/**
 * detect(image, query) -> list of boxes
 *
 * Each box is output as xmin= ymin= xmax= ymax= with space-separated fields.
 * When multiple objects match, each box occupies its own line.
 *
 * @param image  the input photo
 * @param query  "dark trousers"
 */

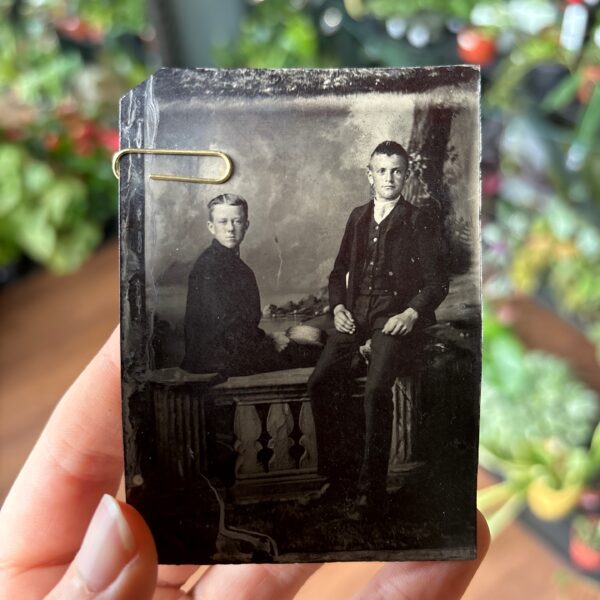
xmin=307 ymin=296 xmax=421 ymax=495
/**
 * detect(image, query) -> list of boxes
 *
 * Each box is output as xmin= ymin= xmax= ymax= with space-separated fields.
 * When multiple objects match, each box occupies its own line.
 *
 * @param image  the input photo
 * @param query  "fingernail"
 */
xmin=74 ymin=494 xmax=136 ymax=592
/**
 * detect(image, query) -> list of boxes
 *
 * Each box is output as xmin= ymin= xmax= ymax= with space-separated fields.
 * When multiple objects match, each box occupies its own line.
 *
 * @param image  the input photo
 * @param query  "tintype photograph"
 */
xmin=119 ymin=67 xmax=482 ymax=564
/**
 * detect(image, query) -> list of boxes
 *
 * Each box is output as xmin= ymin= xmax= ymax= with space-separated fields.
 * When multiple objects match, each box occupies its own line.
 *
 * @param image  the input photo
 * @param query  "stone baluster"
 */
xmin=234 ymin=404 xmax=263 ymax=476
xmin=298 ymin=400 xmax=318 ymax=470
xmin=266 ymin=403 xmax=295 ymax=472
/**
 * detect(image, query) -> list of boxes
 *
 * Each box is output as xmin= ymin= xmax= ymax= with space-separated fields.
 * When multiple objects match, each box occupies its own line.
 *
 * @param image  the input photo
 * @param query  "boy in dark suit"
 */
xmin=181 ymin=194 xmax=289 ymax=376
xmin=307 ymin=141 xmax=449 ymax=513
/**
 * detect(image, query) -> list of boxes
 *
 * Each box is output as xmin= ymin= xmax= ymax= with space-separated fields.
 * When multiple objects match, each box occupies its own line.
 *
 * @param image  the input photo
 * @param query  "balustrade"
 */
xmin=147 ymin=366 xmax=420 ymax=503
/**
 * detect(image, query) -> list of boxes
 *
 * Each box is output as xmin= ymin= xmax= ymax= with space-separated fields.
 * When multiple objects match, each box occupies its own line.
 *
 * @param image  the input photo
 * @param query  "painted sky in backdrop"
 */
xmin=143 ymin=84 xmax=479 ymax=318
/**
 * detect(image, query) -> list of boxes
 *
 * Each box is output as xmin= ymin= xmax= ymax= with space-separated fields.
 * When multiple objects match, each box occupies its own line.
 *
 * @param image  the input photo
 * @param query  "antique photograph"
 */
xmin=119 ymin=67 xmax=481 ymax=564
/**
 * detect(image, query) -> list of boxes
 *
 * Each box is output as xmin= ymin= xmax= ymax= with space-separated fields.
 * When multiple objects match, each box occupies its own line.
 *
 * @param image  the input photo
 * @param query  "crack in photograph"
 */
xmin=119 ymin=66 xmax=482 ymax=564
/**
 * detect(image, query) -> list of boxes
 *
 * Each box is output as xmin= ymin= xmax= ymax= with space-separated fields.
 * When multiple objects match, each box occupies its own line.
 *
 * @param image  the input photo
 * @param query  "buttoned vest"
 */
xmin=358 ymin=208 xmax=395 ymax=295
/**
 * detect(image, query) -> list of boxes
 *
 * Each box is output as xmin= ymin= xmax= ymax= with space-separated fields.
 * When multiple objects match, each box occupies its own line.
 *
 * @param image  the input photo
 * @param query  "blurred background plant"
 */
xmin=479 ymin=307 xmax=600 ymax=536
xmin=0 ymin=0 xmax=154 ymax=278
xmin=1 ymin=0 xmax=600 ymax=572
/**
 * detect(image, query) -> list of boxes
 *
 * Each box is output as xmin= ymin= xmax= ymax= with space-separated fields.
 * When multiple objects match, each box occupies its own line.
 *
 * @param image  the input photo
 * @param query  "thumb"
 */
xmin=47 ymin=495 xmax=158 ymax=599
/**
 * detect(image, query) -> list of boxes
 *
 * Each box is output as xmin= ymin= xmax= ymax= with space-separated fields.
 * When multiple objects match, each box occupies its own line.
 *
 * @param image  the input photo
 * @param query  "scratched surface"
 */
xmin=134 ymin=68 xmax=480 ymax=367
xmin=119 ymin=67 xmax=482 ymax=564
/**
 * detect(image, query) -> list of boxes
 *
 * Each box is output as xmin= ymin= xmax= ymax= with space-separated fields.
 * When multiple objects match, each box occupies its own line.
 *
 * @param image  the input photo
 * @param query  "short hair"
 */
xmin=207 ymin=194 xmax=249 ymax=221
xmin=369 ymin=141 xmax=409 ymax=167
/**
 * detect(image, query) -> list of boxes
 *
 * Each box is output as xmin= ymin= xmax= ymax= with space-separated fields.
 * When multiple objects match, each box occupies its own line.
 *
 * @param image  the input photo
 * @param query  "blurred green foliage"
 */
xmin=59 ymin=0 xmax=147 ymax=33
xmin=362 ymin=0 xmax=479 ymax=20
xmin=216 ymin=0 xmax=334 ymax=67
xmin=485 ymin=195 xmax=600 ymax=325
xmin=0 ymin=0 xmax=150 ymax=276
xmin=572 ymin=514 xmax=600 ymax=550
xmin=480 ymin=307 xmax=600 ymax=533
xmin=0 ymin=144 xmax=98 ymax=271
xmin=0 ymin=23 xmax=80 ymax=106
xmin=482 ymin=307 xmax=598 ymax=459
xmin=0 ymin=0 xmax=147 ymax=33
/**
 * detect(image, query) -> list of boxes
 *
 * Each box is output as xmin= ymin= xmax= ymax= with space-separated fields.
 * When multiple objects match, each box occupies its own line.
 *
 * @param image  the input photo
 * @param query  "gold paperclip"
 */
xmin=112 ymin=148 xmax=233 ymax=184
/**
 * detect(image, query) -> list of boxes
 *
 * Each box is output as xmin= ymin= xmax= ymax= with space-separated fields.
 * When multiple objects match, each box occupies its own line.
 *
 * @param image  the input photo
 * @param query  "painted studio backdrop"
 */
xmin=120 ymin=68 xmax=481 ymax=564
xmin=142 ymin=73 xmax=480 ymax=367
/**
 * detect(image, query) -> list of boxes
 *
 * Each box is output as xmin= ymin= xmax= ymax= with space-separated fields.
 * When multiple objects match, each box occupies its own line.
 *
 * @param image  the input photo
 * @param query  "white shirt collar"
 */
xmin=373 ymin=197 xmax=400 ymax=208
xmin=373 ymin=197 xmax=400 ymax=223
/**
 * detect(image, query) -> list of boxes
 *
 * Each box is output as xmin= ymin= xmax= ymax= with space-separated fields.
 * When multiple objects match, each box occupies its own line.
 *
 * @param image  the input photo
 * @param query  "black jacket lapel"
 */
xmin=380 ymin=197 xmax=411 ymax=248
xmin=352 ymin=201 xmax=372 ymax=269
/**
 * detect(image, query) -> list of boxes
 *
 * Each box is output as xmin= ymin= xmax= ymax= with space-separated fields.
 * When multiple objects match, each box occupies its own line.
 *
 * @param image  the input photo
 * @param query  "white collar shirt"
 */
xmin=373 ymin=197 xmax=400 ymax=224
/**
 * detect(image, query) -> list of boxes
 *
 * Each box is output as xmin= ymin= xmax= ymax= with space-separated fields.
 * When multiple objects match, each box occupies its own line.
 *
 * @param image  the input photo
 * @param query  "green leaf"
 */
xmin=0 ymin=144 xmax=26 ymax=217
xmin=41 ymin=178 xmax=86 ymax=227
xmin=47 ymin=221 xmax=102 ymax=274
xmin=574 ymin=84 xmax=600 ymax=151
xmin=15 ymin=207 xmax=56 ymax=261
xmin=23 ymin=160 xmax=53 ymax=196
xmin=541 ymin=71 xmax=581 ymax=113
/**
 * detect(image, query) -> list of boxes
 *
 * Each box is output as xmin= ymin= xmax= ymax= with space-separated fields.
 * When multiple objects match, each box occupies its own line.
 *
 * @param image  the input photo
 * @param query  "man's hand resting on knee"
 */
xmin=382 ymin=307 xmax=419 ymax=336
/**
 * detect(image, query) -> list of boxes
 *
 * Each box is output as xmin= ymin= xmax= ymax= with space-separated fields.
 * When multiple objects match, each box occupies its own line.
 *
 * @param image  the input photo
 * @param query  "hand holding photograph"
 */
xmin=118 ymin=66 xmax=482 ymax=564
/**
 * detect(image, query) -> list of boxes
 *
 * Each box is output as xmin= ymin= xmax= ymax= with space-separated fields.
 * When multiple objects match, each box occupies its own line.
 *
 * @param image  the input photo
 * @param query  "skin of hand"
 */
xmin=0 ymin=327 xmax=490 ymax=599
xmin=333 ymin=304 xmax=356 ymax=334
xmin=382 ymin=307 xmax=419 ymax=336
xmin=359 ymin=338 xmax=372 ymax=363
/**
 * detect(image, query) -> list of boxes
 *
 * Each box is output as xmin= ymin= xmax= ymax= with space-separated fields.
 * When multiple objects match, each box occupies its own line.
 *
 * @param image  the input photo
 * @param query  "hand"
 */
xmin=359 ymin=338 xmax=372 ymax=364
xmin=0 ymin=328 xmax=490 ymax=599
xmin=333 ymin=304 xmax=356 ymax=334
xmin=382 ymin=307 xmax=419 ymax=336
xmin=269 ymin=331 xmax=290 ymax=353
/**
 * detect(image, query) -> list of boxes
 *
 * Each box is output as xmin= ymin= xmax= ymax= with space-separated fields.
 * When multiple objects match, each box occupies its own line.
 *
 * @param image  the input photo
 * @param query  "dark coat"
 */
xmin=181 ymin=239 xmax=266 ymax=374
xmin=328 ymin=198 xmax=449 ymax=329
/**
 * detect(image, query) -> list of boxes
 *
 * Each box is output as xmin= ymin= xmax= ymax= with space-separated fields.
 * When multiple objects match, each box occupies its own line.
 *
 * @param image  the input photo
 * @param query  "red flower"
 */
xmin=55 ymin=17 xmax=104 ymax=44
xmin=98 ymin=129 xmax=120 ymax=154
xmin=482 ymin=171 xmax=501 ymax=198
xmin=457 ymin=29 xmax=497 ymax=66
xmin=72 ymin=121 xmax=98 ymax=156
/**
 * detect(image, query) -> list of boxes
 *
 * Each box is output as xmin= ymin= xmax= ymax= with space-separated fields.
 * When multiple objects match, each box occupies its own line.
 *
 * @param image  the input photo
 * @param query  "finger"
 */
xmin=0 ymin=328 xmax=122 ymax=582
xmin=390 ymin=322 xmax=404 ymax=336
xmin=157 ymin=565 xmax=206 ymax=590
xmin=190 ymin=563 xmax=321 ymax=600
xmin=335 ymin=320 xmax=348 ymax=333
xmin=47 ymin=496 xmax=157 ymax=600
xmin=339 ymin=315 xmax=353 ymax=328
xmin=338 ymin=320 xmax=354 ymax=334
xmin=351 ymin=511 xmax=490 ymax=600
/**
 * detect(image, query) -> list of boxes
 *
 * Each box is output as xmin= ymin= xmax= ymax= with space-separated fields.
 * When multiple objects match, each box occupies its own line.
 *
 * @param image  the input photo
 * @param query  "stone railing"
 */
xmin=146 ymin=366 xmax=421 ymax=503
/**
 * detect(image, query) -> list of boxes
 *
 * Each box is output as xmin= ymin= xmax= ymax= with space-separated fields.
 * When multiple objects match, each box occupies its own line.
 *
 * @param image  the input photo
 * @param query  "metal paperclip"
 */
xmin=112 ymin=148 xmax=233 ymax=184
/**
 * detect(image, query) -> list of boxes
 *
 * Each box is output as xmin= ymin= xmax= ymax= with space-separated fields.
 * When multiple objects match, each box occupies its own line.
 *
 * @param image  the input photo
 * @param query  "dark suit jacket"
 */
xmin=328 ymin=198 xmax=449 ymax=329
xmin=181 ymin=239 xmax=266 ymax=373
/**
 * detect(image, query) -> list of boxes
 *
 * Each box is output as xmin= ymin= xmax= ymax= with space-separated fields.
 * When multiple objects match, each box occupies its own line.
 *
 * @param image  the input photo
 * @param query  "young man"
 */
xmin=181 ymin=194 xmax=289 ymax=377
xmin=307 ymin=141 xmax=449 ymax=513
